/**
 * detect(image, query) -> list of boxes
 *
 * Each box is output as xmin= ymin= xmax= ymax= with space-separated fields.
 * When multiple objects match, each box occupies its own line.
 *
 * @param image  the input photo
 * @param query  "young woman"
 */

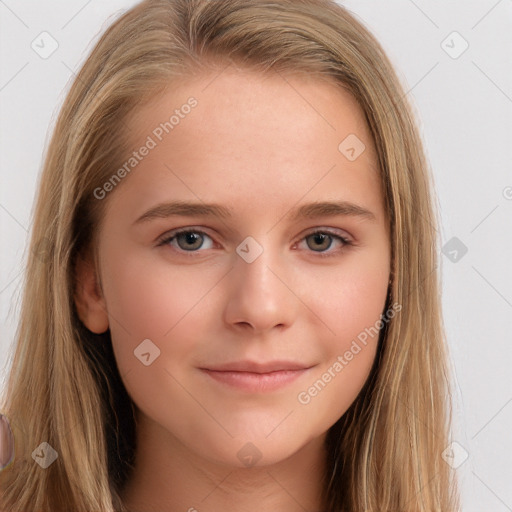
xmin=0 ymin=0 xmax=460 ymax=510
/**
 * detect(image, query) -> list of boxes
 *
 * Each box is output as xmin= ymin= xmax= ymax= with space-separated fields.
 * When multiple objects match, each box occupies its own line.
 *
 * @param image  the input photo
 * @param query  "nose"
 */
xmin=222 ymin=238 xmax=299 ymax=334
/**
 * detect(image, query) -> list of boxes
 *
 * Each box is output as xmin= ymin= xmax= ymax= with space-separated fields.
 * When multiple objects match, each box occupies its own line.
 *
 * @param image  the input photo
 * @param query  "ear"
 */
xmin=74 ymin=251 xmax=109 ymax=334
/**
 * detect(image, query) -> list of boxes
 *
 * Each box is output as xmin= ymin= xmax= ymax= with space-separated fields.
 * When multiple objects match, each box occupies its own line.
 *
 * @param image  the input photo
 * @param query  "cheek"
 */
xmin=98 ymin=248 xmax=220 ymax=428
xmin=306 ymin=252 xmax=389 ymax=351
xmin=106 ymin=239 xmax=219 ymax=316
xmin=99 ymin=246 xmax=220 ymax=370
xmin=293 ymin=255 xmax=389 ymax=415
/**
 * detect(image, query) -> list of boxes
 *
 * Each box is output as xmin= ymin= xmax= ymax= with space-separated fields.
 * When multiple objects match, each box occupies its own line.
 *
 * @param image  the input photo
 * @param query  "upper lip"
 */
xmin=201 ymin=360 xmax=313 ymax=374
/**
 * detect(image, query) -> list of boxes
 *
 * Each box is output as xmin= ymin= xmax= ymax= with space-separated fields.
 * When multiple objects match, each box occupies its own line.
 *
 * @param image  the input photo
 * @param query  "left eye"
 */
xmin=157 ymin=229 xmax=352 ymax=256
xmin=298 ymin=230 xmax=351 ymax=254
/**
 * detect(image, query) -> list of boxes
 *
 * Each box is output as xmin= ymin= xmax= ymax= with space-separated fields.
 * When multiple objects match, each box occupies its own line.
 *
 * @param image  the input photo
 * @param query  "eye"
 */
xmin=157 ymin=229 xmax=214 ymax=253
xmin=296 ymin=229 xmax=353 ymax=258
xmin=156 ymin=227 xmax=353 ymax=258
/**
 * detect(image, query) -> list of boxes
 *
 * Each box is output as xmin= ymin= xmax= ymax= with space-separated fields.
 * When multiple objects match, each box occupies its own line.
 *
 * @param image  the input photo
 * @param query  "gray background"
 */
xmin=1 ymin=1 xmax=511 ymax=509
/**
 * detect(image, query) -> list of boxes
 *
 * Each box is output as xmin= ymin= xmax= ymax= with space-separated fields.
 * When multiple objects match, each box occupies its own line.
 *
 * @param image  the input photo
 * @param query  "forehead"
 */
xmin=127 ymin=67 xmax=375 ymax=153
xmin=112 ymin=68 xmax=385 ymax=223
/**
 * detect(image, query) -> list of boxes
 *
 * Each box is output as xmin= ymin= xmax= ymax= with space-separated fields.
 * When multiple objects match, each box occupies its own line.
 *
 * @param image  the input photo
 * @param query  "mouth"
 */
xmin=199 ymin=360 xmax=315 ymax=393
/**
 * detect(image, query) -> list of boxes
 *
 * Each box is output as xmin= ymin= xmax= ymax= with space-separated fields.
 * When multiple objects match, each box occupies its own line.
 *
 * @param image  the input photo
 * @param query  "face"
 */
xmin=77 ymin=68 xmax=391 ymax=468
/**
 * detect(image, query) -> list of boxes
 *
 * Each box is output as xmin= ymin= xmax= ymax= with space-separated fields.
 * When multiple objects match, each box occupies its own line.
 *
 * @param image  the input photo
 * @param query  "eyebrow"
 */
xmin=133 ymin=200 xmax=377 ymax=225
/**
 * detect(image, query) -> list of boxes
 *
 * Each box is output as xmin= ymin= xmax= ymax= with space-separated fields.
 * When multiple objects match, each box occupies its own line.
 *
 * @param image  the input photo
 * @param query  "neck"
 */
xmin=120 ymin=411 xmax=328 ymax=512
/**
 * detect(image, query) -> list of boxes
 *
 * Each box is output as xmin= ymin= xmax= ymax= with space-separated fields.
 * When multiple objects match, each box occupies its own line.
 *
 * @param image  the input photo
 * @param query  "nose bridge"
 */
xmin=235 ymin=234 xmax=283 ymax=295
xmin=225 ymin=233 xmax=295 ymax=331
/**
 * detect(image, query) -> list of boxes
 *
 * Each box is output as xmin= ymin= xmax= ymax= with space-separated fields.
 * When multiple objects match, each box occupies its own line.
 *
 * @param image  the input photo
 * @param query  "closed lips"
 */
xmin=200 ymin=360 xmax=313 ymax=373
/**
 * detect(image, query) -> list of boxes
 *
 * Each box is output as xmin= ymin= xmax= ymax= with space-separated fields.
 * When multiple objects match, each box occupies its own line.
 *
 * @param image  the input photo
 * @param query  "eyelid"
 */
xmin=156 ymin=226 xmax=354 ymax=255
xmin=155 ymin=227 xmax=215 ymax=248
xmin=295 ymin=226 xmax=353 ymax=243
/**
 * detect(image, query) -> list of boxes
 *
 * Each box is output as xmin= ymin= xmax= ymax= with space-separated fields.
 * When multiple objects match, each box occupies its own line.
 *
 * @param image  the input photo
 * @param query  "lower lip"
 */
xmin=200 ymin=368 xmax=310 ymax=392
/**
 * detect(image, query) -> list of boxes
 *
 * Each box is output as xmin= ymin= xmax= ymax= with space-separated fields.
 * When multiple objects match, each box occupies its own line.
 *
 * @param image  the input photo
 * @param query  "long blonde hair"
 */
xmin=0 ymin=0 xmax=460 ymax=510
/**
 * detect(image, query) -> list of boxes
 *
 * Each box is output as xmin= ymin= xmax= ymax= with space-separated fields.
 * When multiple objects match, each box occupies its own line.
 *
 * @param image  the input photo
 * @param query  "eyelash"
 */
xmin=156 ymin=228 xmax=353 ymax=259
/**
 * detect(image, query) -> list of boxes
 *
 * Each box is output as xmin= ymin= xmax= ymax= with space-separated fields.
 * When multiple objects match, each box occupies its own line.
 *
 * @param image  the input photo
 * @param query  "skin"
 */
xmin=75 ymin=66 xmax=391 ymax=512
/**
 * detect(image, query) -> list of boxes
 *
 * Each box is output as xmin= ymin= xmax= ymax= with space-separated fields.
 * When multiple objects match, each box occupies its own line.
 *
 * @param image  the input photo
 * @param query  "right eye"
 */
xmin=157 ymin=229 xmax=215 ymax=254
